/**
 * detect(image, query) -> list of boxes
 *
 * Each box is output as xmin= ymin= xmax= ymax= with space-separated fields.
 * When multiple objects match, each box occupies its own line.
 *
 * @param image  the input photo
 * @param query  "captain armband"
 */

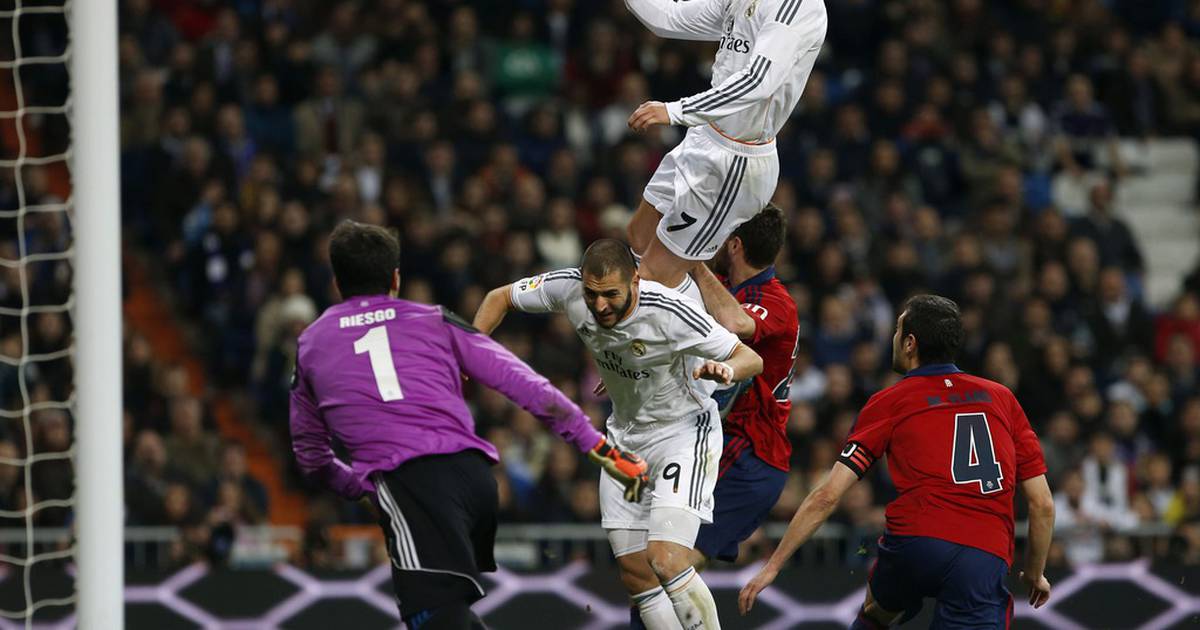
xmin=837 ymin=441 xmax=877 ymax=478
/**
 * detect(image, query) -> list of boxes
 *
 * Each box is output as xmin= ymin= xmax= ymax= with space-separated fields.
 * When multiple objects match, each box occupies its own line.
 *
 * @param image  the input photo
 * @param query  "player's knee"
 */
xmin=616 ymin=553 xmax=660 ymax=594
xmin=645 ymin=541 xmax=691 ymax=582
xmin=645 ymin=507 xmax=701 ymax=580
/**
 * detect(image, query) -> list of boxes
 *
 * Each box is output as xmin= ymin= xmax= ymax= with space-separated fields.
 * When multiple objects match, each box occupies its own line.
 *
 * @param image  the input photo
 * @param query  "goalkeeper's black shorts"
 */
xmin=372 ymin=449 xmax=498 ymax=618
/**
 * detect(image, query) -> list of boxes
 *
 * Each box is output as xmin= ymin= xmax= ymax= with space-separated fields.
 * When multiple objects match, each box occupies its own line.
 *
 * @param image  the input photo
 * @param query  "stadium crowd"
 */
xmin=2 ymin=0 xmax=1200 ymax=569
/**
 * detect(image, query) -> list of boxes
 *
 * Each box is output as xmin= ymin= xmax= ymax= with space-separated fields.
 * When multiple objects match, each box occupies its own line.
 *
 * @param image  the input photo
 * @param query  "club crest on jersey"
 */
xmin=630 ymin=340 xmax=646 ymax=357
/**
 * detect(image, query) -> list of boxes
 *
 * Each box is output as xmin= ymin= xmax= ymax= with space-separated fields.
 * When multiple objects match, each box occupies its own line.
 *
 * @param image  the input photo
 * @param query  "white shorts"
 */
xmin=643 ymin=124 xmax=780 ymax=261
xmin=599 ymin=404 xmax=722 ymax=530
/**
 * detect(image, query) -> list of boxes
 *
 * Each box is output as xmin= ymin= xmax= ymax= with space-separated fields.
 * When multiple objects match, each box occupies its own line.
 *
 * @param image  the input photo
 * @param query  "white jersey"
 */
xmin=627 ymin=0 xmax=827 ymax=143
xmin=509 ymin=268 xmax=739 ymax=432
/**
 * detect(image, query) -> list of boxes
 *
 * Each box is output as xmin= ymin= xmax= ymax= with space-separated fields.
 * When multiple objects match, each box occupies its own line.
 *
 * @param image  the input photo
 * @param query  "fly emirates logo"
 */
xmin=596 ymin=350 xmax=650 ymax=380
xmin=719 ymin=18 xmax=751 ymax=54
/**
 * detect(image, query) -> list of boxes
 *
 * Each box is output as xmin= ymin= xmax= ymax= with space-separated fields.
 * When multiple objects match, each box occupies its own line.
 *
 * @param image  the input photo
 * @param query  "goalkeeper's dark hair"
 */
xmin=732 ymin=203 xmax=786 ymax=268
xmin=329 ymin=220 xmax=401 ymax=298
xmin=900 ymin=294 xmax=964 ymax=365
xmin=580 ymin=238 xmax=637 ymax=282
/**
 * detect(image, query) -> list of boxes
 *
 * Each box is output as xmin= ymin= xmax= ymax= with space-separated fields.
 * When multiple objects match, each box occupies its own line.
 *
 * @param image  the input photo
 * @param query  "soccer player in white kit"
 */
xmin=475 ymin=239 xmax=763 ymax=630
xmin=622 ymin=0 xmax=828 ymax=301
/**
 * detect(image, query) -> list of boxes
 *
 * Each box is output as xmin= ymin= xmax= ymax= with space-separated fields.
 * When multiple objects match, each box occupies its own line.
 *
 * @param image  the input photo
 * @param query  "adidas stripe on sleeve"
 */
xmin=668 ymin=16 xmax=825 ymax=127
xmin=645 ymin=290 xmax=740 ymax=361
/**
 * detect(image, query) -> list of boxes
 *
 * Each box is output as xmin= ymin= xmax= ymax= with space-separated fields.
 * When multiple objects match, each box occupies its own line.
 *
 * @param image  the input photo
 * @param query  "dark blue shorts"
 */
xmin=869 ymin=534 xmax=1013 ymax=629
xmin=693 ymin=438 xmax=787 ymax=562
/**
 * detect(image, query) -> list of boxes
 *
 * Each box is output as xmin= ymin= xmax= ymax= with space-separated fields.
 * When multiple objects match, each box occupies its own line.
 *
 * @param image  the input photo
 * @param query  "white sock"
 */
xmin=633 ymin=586 xmax=684 ymax=630
xmin=664 ymin=567 xmax=721 ymax=630
xmin=672 ymin=274 xmax=704 ymax=306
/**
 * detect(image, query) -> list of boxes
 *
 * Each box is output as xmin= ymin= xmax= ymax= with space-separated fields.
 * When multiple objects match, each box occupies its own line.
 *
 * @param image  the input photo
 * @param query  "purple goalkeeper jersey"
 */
xmin=290 ymin=295 xmax=603 ymax=499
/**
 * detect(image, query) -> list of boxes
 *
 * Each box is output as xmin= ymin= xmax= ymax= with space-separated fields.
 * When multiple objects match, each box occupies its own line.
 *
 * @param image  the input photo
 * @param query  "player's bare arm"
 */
xmin=692 ymin=263 xmax=756 ymax=339
xmin=693 ymin=341 xmax=762 ymax=384
xmin=738 ymin=462 xmax=858 ymax=614
xmin=473 ymin=283 xmax=515 ymax=334
xmin=1019 ymin=474 xmax=1055 ymax=609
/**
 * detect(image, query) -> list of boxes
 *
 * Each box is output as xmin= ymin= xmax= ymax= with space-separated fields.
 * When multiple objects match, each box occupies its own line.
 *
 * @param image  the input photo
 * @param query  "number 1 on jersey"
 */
xmin=951 ymin=412 xmax=1003 ymax=494
xmin=354 ymin=325 xmax=404 ymax=401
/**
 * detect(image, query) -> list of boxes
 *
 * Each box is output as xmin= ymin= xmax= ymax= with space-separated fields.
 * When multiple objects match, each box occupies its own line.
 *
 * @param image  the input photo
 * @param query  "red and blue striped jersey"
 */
xmin=717 ymin=268 xmax=798 ymax=474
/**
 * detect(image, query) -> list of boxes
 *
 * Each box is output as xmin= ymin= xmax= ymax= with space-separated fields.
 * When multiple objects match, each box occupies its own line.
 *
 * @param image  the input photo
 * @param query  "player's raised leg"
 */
xmin=632 ymin=127 xmax=779 ymax=304
xmin=626 ymin=198 xmax=705 ymax=311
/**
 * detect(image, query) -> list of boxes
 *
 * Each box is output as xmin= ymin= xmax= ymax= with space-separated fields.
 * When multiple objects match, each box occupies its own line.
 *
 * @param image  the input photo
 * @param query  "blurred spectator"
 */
xmin=1080 ymin=432 xmax=1139 ymax=530
xmin=1041 ymin=411 xmax=1085 ymax=485
xmin=207 ymin=441 xmax=268 ymax=519
xmin=1053 ymin=74 xmax=1123 ymax=178
xmin=310 ymin=2 xmax=377 ymax=84
xmin=529 ymin=442 xmax=589 ymax=522
xmin=494 ymin=13 xmax=560 ymax=116
xmin=535 ymin=198 xmax=582 ymax=270
xmin=1165 ymin=466 xmax=1200 ymax=526
xmin=164 ymin=397 xmax=220 ymax=490
xmin=126 ymin=430 xmax=174 ymax=525
xmin=1054 ymin=469 xmax=1109 ymax=565
xmin=1141 ymin=453 xmax=1176 ymax=520
xmin=1155 ymin=292 xmax=1200 ymax=363
xmin=293 ymin=67 xmax=364 ymax=162
xmin=1073 ymin=180 xmax=1144 ymax=273
xmin=1087 ymin=268 xmax=1154 ymax=365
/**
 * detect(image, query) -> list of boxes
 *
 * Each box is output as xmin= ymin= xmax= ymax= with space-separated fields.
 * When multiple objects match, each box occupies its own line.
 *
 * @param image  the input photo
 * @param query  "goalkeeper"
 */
xmin=289 ymin=221 xmax=649 ymax=630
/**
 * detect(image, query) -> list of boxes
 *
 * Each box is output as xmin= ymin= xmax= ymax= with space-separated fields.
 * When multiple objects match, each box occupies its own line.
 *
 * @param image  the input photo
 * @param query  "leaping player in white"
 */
xmin=623 ymin=0 xmax=827 ymax=306
xmin=475 ymin=239 xmax=764 ymax=629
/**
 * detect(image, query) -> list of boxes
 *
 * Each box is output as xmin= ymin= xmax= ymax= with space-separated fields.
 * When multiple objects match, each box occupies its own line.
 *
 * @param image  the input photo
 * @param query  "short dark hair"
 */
xmin=901 ymin=294 xmax=964 ymax=365
xmin=580 ymin=238 xmax=636 ymax=281
xmin=329 ymin=220 xmax=401 ymax=298
xmin=732 ymin=203 xmax=786 ymax=268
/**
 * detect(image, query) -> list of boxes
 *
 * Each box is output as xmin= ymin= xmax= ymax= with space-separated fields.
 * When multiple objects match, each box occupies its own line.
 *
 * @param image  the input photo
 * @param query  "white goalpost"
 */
xmin=0 ymin=0 xmax=121 ymax=626
xmin=68 ymin=0 xmax=123 ymax=626
xmin=0 ymin=0 xmax=121 ymax=625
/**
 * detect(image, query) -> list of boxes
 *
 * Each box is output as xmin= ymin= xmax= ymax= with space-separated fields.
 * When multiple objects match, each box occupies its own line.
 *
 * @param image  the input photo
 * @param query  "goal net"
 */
xmin=0 ymin=0 xmax=122 ymax=626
